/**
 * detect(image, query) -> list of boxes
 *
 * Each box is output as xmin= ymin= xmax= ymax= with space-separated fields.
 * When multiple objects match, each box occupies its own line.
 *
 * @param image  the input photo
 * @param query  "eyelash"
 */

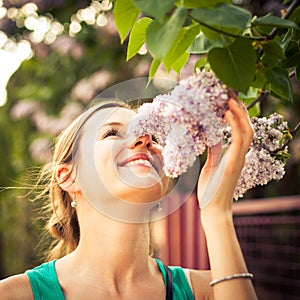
xmin=103 ymin=128 xmax=120 ymax=138
xmin=102 ymin=129 xmax=160 ymax=144
xmin=151 ymin=134 xmax=160 ymax=144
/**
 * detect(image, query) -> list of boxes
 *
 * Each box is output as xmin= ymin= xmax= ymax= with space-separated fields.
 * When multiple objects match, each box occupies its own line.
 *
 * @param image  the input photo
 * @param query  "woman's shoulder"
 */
xmin=0 ymin=273 xmax=34 ymax=300
xmin=189 ymin=269 xmax=213 ymax=300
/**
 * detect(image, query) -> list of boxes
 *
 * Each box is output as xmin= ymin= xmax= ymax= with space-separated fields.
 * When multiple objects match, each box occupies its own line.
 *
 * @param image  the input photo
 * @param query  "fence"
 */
xmin=233 ymin=196 xmax=300 ymax=300
xmin=154 ymin=193 xmax=300 ymax=300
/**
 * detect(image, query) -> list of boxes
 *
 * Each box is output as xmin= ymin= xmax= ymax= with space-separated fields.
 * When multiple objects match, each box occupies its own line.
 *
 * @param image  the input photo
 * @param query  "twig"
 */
xmin=267 ymin=0 xmax=300 ymax=40
xmin=247 ymin=68 xmax=296 ymax=110
xmin=291 ymin=121 xmax=300 ymax=135
xmin=246 ymin=91 xmax=269 ymax=110
xmin=289 ymin=69 xmax=296 ymax=78
xmin=189 ymin=15 xmax=265 ymax=41
xmin=273 ymin=121 xmax=300 ymax=153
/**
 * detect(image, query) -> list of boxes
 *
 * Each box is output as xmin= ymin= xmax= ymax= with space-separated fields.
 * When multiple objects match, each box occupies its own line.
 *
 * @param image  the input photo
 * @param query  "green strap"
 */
xmin=25 ymin=260 xmax=65 ymax=300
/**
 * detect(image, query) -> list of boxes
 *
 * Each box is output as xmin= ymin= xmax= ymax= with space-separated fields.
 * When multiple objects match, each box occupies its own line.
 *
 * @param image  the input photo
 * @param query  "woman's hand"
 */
xmin=197 ymin=97 xmax=254 ymax=220
xmin=195 ymin=97 xmax=258 ymax=300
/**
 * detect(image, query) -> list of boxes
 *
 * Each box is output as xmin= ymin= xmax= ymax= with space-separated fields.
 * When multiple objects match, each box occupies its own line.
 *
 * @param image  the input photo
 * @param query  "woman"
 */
xmin=0 ymin=96 xmax=258 ymax=299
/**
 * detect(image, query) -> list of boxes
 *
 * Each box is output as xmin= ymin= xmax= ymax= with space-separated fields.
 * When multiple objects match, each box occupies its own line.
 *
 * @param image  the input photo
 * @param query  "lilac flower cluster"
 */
xmin=128 ymin=69 xmax=229 ymax=177
xmin=128 ymin=70 xmax=289 ymax=200
xmin=233 ymin=113 xmax=289 ymax=200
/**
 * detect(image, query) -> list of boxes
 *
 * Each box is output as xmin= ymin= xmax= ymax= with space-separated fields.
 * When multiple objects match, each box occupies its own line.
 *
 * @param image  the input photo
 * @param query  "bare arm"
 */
xmin=190 ymin=270 xmax=213 ymax=300
xmin=0 ymin=274 xmax=33 ymax=300
xmin=193 ymin=98 xmax=258 ymax=300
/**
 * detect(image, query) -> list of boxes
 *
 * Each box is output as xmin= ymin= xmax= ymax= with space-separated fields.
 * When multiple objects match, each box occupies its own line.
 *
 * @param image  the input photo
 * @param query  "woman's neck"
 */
xmin=68 ymin=209 xmax=153 ymax=280
xmin=54 ymin=201 xmax=164 ymax=298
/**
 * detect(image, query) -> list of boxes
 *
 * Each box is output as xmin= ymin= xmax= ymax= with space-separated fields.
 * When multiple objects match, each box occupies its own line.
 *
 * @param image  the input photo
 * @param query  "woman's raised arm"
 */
xmin=193 ymin=97 xmax=258 ymax=300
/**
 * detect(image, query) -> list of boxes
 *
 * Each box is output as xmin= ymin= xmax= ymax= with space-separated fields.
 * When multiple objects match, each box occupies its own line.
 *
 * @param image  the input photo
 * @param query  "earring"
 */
xmin=71 ymin=194 xmax=77 ymax=208
xmin=157 ymin=202 xmax=163 ymax=213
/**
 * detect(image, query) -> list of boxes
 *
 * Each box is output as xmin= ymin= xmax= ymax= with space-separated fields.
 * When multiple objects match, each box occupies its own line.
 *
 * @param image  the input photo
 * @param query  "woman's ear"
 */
xmin=56 ymin=164 xmax=78 ymax=193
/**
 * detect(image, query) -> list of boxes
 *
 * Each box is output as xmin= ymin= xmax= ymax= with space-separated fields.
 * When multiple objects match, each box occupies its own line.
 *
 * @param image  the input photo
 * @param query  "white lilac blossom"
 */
xmin=233 ymin=148 xmax=286 ymax=200
xmin=232 ymin=113 xmax=289 ymax=200
xmin=128 ymin=69 xmax=290 ymax=199
xmin=162 ymin=123 xmax=197 ymax=176
xmin=128 ymin=69 xmax=229 ymax=177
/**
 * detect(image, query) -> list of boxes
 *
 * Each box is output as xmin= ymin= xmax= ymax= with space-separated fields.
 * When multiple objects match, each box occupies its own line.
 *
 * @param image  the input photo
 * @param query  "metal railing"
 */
xmin=155 ymin=194 xmax=300 ymax=300
xmin=233 ymin=196 xmax=300 ymax=300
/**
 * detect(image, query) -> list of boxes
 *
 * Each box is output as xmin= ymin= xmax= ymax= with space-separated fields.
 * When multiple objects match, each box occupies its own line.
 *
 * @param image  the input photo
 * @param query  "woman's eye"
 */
xmin=103 ymin=129 xmax=119 ymax=138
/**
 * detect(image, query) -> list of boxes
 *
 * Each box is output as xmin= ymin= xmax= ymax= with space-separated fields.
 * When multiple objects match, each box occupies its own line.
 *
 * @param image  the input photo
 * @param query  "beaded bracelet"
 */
xmin=210 ymin=273 xmax=254 ymax=287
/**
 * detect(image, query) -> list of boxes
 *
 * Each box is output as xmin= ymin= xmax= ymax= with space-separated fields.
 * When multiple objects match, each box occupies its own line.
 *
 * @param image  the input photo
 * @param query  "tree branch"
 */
xmin=189 ymin=15 xmax=265 ymax=41
xmin=273 ymin=121 xmax=300 ymax=153
xmin=289 ymin=69 xmax=296 ymax=78
xmin=247 ymin=68 xmax=296 ymax=111
xmin=291 ymin=121 xmax=300 ymax=135
xmin=267 ymin=0 xmax=300 ymax=40
xmin=246 ymin=91 xmax=269 ymax=110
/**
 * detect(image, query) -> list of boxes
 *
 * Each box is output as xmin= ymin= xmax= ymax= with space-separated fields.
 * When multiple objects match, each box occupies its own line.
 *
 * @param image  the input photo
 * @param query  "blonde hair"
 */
xmin=36 ymin=100 xmax=128 ymax=260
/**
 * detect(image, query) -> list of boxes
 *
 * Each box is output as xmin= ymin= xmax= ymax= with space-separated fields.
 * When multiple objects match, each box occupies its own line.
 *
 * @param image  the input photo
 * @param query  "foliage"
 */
xmin=114 ymin=0 xmax=300 ymax=100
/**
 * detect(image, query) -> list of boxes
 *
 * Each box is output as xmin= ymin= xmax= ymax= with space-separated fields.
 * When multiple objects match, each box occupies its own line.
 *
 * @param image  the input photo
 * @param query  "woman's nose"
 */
xmin=130 ymin=134 xmax=152 ymax=149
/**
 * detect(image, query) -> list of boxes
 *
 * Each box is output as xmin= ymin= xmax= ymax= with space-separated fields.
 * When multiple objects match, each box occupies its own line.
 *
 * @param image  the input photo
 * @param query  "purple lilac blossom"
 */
xmin=162 ymin=123 xmax=197 ymax=177
xmin=128 ymin=69 xmax=230 ymax=177
xmin=232 ymin=113 xmax=288 ymax=200
xmin=128 ymin=70 xmax=289 ymax=200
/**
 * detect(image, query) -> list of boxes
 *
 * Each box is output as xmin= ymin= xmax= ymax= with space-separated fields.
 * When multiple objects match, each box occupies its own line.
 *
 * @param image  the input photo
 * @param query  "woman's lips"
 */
xmin=118 ymin=153 xmax=160 ymax=172
xmin=126 ymin=158 xmax=152 ymax=168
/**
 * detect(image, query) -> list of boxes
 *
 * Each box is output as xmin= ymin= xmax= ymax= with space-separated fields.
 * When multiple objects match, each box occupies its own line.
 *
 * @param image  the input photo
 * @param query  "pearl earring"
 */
xmin=157 ymin=202 xmax=163 ymax=213
xmin=71 ymin=194 xmax=77 ymax=208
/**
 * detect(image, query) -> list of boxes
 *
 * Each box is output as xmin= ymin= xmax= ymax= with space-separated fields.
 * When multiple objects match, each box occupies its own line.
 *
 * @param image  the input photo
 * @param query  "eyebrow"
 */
xmin=100 ymin=122 xmax=123 ymax=128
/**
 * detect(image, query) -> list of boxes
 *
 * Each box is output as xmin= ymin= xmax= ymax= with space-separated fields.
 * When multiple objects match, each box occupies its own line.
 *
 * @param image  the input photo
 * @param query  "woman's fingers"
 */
xmin=225 ymin=98 xmax=254 ymax=156
xmin=198 ymin=97 xmax=253 ymax=209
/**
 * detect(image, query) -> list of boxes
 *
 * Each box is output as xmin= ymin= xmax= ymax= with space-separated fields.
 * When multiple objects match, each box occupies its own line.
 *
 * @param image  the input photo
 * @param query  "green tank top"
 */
xmin=25 ymin=259 xmax=195 ymax=300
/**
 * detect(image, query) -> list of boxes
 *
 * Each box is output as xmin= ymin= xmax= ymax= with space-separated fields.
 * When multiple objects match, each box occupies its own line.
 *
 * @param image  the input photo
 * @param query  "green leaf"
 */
xmin=266 ymin=67 xmax=293 ymax=101
xmin=171 ymin=52 xmax=190 ymax=75
xmin=188 ymin=32 xmax=213 ymax=54
xmin=239 ymin=87 xmax=261 ymax=117
xmin=263 ymin=40 xmax=285 ymax=59
xmin=251 ymin=68 xmax=267 ymax=89
xmin=282 ymin=41 xmax=300 ymax=68
xmin=194 ymin=57 xmax=208 ymax=72
xmin=262 ymin=40 xmax=285 ymax=69
xmin=240 ymin=86 xmax=260 ymax=99
xmin=279 ymin=29 xmax=293 ymax=51
xmin=191 ymin=3 xmax=252 ymax=36
xmin=247 ymin=103 xmax=260 ymax=117
xmin=183 ymin=0 xmax=230 ymax=8
xmin=208 ymin=37 xmax=256 ymax=93
xmin=252 ymin=15 xmax=300 ymax=31
xmin=163 ymin=24 xmax=199 ymax=71
xmin=199 ymin=27 xmax=234 ymax=47
xmin=114 ymin=0 xmax=140 ymax=43
xmin=149 ymin=57 xmax=161 ymax=78
xmin=134 ymin=0 xmax=176 ymax=19
xmin=127 ymin=17 xmax=152 ymax=61
xmin=146 ymin=7 xmax=187 ymax=60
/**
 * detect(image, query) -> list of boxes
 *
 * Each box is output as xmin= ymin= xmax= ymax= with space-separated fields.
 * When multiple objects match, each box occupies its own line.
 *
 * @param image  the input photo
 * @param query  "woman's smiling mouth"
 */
xmin=126 ymin=159 xmax=152 ymax=168
xmin=118 ymin=153 xmax=162 ymax=173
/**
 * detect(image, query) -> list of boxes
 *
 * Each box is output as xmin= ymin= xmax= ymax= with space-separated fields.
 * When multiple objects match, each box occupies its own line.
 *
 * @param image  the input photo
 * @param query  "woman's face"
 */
xmin=77 ymin=106 xmax=169 ymax=210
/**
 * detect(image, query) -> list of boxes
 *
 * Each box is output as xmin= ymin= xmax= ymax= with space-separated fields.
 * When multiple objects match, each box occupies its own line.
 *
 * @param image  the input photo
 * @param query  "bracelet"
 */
xmin=210 ymin=273 xmax=254 ymax=287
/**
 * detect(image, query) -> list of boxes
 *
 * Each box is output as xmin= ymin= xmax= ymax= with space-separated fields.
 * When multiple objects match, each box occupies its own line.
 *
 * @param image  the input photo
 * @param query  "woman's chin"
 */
xmin=94 ymin=165 xmax=168 ymax=205
xmin=117 ymin=184 xmax=165 ymax=204
xmin=117 ymin=166 xmax=164 ymax=190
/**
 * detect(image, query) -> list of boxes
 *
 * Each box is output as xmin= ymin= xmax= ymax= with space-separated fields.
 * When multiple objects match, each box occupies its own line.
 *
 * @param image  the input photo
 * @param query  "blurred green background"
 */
xmin=0 ymin=0 xmax=299 ymax=279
